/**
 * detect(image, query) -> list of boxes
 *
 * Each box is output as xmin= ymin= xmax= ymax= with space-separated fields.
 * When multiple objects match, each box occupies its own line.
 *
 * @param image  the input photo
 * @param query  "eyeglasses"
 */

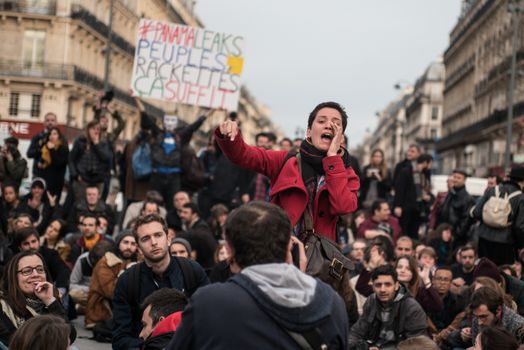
xmin=17 ymin=265 xmax=45 ymax=276
xmin=433 ymin=277 xmax=452 ymax=283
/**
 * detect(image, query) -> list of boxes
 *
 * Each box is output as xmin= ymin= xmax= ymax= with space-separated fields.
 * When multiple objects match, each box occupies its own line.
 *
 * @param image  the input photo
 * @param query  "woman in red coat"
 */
xmin=215 ymin=102 xmax=359 ymax=241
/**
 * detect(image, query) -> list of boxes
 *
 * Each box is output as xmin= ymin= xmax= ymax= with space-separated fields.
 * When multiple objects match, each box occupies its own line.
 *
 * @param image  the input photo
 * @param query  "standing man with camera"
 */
xmin=0 ymin=136 xmax=27 ymax=191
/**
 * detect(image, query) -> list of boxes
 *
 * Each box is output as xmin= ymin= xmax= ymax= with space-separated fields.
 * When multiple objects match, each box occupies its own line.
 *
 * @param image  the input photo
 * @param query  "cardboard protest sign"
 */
xmin=131 ymin=19 xmax=245 ymax=111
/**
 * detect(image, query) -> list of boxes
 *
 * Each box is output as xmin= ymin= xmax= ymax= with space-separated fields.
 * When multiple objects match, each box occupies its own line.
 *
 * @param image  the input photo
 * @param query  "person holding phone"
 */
xmin=360 ymin=148 xmax=392 ymax=209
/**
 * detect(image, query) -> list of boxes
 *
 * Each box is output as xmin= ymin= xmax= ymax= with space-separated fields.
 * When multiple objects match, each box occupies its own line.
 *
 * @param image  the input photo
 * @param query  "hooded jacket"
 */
xmin=215 ymin=129 xmax=359 ymax=241
xmin=167 ymin=263 xmax=349 ymax=350
xmin=142 ymin=312 xmax=183 ymax=350
xmin=348 ymin=284 xmax=427 ymax=349
xmin=86 ymin=251 xmax=128 ymax=325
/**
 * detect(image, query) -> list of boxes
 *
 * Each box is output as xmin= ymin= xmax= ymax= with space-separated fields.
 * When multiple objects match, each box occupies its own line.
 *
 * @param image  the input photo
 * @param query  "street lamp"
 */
xmin=505 ymin=0 xmax=524 ymax=173
xmin=103 ymin=0 xmax=114 ymax=91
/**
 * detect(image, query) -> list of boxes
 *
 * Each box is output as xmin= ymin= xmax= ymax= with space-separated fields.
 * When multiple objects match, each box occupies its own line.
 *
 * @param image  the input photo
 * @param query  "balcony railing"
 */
xmin=0 ymin=0 xmax=56 ymax=15
xmin=0 ymin=60 xmax=164 ymax=119
xmin=0 ymin=61 xmax=74 ymax=80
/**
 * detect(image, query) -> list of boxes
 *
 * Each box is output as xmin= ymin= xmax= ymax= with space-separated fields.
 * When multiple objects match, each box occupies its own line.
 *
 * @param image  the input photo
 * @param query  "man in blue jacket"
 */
xmin=112 ymin=213 xmax=209 ymax=350
xmin=167 ymin=201 xmax=349 ymax=350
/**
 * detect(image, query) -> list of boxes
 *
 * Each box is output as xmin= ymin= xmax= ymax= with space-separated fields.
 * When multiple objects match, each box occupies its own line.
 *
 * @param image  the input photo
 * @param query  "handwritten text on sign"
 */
xmin=131 ymin=19 xmax=245 ymax=111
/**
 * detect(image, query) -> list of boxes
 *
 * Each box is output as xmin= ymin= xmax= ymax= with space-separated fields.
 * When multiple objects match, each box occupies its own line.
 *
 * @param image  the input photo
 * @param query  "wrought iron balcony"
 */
xmin=0 ymin=60 xmax=164 ymax=118
xmin=0 ymin=0 xmax=56 ymax=16
xmin=0 ymin=61 xmax=74 ymax=80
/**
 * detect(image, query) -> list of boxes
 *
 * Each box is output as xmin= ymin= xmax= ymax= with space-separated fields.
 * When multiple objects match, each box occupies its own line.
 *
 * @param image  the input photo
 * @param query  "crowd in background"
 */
xmin=0 ymin=94 xmax=524 ymax=350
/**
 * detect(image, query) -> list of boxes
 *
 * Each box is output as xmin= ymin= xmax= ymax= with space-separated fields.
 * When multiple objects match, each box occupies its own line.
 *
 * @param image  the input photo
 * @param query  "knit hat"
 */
xmin=473 ymin=257 xmax=502 ymax=284
xmin=171 ymin=238 xmax=192 ymax=255
xmin=509 ymin=166 xmax=524 ymax=182
xmin=115 ymin=230 xmax=134 ymax=247
xmin=31 ymin=177 xmax=46 ymax=190
xmin=452 ymin=169 xmax=468 ymax=177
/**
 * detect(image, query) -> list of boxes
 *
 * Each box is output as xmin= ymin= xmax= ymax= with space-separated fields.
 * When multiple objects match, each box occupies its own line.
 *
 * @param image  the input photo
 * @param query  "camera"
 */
xmin=101 ymin=90 xmax=114 ymax=104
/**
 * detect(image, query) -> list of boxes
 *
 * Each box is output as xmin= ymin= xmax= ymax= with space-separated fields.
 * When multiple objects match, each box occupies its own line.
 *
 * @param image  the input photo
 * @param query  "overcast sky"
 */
xmin=196 ymin=0 xmax=462 ymax=148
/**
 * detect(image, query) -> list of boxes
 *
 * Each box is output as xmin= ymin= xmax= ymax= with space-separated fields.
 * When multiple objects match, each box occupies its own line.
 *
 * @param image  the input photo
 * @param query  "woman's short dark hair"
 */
xmin=0 ymin=251 xmax=55 ymax=318
xmin=307 ymin=102 xmax=348 ymax=132
xmin=9 ymin=314 xmax=71 ymax=350
xmin=225 ymin=202 xmax=291 ymax=268
xmin=479 ymin=326 xmax=518 ymax=350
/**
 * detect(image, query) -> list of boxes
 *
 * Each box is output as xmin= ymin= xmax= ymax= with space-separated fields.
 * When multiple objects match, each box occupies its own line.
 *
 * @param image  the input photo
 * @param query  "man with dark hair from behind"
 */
xmin=396 ymin=335 xmax=439 ymax=350
xmin=348 ymin=264 xmax=427 ymax=350
xmin=139 ymin=288 xmax=188 ymax=350
xmin=167 ymin=201 xmax=349 ymax=349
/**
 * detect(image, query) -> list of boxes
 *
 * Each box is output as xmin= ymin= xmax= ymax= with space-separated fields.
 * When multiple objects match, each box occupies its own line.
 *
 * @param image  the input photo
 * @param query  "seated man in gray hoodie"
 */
xmin=349 ymin=264 xmax=427 ymax=350
xmin=167 ymin=201 xmax=349 ymax=350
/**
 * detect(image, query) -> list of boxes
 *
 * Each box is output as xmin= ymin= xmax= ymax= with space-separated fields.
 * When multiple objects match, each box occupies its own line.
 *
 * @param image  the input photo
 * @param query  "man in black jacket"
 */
xmin=168 ymin=202 xmax=349 ymax=350
xmin=437 ymin=169 xmax=475 ymax=248
xmin=471 ymin=165 xmax=524 ymax=265
xmin=393 ymin=154 xmax=433 ymax=239
xmin=133 ymin=96 xmax=210 ymax=211
xmin=14 ymin=227 xmax=70 ymax=296
xmin=112 ymin=214 xmax=209 ymax=350
xmin=348 ymin=264 xmax=427 ymax=350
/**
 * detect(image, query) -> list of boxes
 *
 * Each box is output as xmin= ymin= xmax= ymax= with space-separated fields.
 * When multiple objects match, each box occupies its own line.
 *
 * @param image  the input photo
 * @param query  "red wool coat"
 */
xmin=215 ymin=129 xmax=360 ymax=241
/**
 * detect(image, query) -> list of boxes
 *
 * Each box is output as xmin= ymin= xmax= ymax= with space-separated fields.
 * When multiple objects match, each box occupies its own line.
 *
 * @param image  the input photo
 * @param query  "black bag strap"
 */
xmin=285 ymin=328 xmax=328 ymax=350
xmin=295 ymin=153 xmax=315 ymax=234
xmin=175 ymin=257 xmax=197 ymax=297
xmin=127 ymin=262 xmax=142 ymax=306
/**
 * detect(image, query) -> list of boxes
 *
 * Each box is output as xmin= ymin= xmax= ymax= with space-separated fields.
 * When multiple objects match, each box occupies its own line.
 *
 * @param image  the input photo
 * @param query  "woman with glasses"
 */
xmin=0 ymin=251 xmax=73 ymax=346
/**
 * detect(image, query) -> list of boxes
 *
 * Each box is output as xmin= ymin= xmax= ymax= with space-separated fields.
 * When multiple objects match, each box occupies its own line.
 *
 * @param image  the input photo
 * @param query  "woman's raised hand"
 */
xmin=219 ymin=120 xmax=239 ymax=141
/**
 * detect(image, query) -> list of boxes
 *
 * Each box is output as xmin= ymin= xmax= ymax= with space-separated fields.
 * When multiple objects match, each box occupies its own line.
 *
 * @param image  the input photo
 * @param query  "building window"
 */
xmin=8 ymin=92 xmax=41 ymax=118
xmin=431 ymin=106 xmax=439 ymax=120
xmin=31 ymin=94 xmax=41 ymax=118
xmin=9 ymin=93 xmax=19 ymax=116
xmin=23 ymin=30 xmax=46 ymax=69
xmin=431 ymin=128 xmax=438 ymax=139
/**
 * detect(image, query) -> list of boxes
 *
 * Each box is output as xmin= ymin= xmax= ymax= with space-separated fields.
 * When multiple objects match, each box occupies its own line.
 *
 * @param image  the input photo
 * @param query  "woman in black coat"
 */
xmin=360 ymin=148 xmax=392 ymax=209
xmin=33 ymin=127 xmax=69 ymax=200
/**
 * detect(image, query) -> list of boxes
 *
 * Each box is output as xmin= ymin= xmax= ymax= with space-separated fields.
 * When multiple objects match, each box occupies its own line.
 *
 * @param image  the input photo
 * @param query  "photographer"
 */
xmin=0 ymin=137 xmax=27 ymax=191
xmin=93 ymin=90 xmax=125 ymax=201
xmin=94 ymin=90 xmax=125 ymax=145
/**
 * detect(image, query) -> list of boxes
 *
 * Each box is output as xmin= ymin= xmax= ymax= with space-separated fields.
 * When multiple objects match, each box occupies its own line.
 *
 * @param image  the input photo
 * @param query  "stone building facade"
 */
xmin=438 ymin=0 xmax=524 ymax=176
xmin=0 ymin=0 xmax=274 ymax=152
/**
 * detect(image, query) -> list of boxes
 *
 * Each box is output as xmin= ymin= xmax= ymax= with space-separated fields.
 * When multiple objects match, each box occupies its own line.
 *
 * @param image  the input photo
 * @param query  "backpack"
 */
xmin=482 ymin=185 xmax=521 ymax=228
xmin=127 ymin=257 xmax=198 ymax=304
xmin=180 ymin=145 xmax=207 ymax=192
xmin=132 ymin=142 xmax=152 ymax=180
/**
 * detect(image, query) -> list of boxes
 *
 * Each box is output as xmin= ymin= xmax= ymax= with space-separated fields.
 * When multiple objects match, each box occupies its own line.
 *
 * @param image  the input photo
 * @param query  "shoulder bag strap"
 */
xmin=175 ymin=257 xmax=197 ymax=297
xmin=296 ymin=153 xmax=315 ymax=234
